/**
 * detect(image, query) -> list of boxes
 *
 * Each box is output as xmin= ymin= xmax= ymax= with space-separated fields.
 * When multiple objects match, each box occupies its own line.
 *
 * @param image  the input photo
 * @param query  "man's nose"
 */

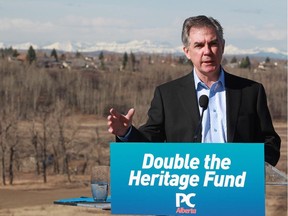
xmin=203 ymin=44 xmax=212 ymax=55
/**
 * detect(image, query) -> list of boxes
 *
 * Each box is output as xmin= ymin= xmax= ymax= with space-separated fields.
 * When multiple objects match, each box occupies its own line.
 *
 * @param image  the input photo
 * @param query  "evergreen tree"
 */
xmin=178 ymin=56 xmax=186 ymax=65
xmin=130 ymin=51 xmax=136 ymax=71
xmin=239 ymin=56 xmax=251 ymax=69
xmin=148 ymin=55 xmax=153 ymax=64
xmin=230 ymin=56 xmax=237 ymax=64
xmin=27 ymin=45 xmax=37 ymax=64
xmin=75 ymin=51 xmax=82 ymax=58
xmin=99 ymin=51 xmax=104 ymax=61
xmin=1 ymin=49 xmax=4 ymax=59
xmin=99 ymin=51 xmax=105 ymax=69
xmin=221 ymin=57 xmax=228 ymax=66
xmin=0 ymin=47 xmax=18 ymax=58
xmin=12 ymin=49 xmax=19 ymax=57
xmin=122 ymin=52 xmax=128 ymax=70
xmin=50 ymin=48 xmax=58 ymax=62
xmin=7 ymin=46 xmax=14 ymax=55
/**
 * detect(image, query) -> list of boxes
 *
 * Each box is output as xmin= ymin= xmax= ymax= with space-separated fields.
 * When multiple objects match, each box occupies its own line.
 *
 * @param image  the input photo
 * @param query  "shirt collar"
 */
xmin=194 ymin=68 xmax=225 ymax=91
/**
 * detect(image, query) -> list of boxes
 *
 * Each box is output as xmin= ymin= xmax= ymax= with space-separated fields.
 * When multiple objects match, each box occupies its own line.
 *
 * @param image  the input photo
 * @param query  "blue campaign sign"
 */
xmin=110 ymin=143 xmax=265 ymax=216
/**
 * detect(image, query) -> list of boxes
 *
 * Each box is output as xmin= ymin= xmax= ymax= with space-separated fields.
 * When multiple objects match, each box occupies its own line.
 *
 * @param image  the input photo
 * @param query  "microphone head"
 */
xmin=199 ymin=95 xmax=209 ymax=110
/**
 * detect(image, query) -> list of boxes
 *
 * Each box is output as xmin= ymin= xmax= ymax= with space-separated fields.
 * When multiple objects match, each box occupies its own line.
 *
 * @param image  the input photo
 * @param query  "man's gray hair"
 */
xmin=181 ymin=15 xmax=224 ymax=48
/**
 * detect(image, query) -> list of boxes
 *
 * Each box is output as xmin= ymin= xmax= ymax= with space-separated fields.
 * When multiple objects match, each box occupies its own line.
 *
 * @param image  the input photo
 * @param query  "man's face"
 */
xmin=183 ymin=27 xmax=225 ymax=78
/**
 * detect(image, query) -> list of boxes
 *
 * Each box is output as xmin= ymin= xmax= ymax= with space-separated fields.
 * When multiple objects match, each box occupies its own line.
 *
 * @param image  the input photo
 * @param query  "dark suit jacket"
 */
xmin=120 ymin=70 xmax=281 ymax=166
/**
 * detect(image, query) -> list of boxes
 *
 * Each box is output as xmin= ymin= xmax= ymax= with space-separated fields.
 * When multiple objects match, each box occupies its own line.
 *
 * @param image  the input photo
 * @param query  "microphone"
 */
xmin=193 ymin=95 xmax=209 ymax=142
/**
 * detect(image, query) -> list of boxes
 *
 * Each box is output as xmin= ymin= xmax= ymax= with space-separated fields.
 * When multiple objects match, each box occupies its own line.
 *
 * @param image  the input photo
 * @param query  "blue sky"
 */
xmin=0 ymin=0 xmax=287 ymax=52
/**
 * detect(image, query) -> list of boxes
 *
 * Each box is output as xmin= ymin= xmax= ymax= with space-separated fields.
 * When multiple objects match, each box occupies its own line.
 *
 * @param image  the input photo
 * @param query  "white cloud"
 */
xmin=0 ymin=18 xmax=54 ymax=31
xmin=58 ymin=16 xmax=131 ymax=28
xmin=248 ymin=25 xmax=286 ymax=41
xmin=0 ymin=16 xmax=135 ymax=44
xmin=0 ymin=16 xmax=132 ymax=35
xmin=227 ymin=24 xmax=286 ymax=41
xmin=224 ymin=44 xmax=287 ymax=56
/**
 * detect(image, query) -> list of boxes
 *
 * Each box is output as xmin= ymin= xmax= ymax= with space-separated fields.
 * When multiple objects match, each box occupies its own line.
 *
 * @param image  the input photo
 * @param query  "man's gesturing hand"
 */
xmin=107 ymin=108 xmax=135 ymax=136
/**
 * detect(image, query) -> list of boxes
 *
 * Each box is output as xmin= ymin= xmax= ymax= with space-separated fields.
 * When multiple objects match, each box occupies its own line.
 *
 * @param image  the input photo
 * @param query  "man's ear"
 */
xmin=183 ymin=46 xmax=190 ymax=59
xmin=222 ymin=39 xmax=225 ymax=54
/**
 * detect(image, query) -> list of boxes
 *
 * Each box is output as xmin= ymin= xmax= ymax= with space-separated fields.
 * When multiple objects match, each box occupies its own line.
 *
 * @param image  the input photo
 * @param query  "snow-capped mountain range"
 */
xmin=0 ymin=40 xmax=287 ymax=59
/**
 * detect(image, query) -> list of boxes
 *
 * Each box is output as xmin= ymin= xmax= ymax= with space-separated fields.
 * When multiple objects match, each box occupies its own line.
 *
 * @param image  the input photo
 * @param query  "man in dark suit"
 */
xmin=107 ymin=15 xmax=281 ymax=166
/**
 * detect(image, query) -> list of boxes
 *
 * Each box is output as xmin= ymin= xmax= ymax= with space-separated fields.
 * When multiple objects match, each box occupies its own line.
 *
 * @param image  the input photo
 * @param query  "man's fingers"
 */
xmin=110 ymin=108 xmax=134 ymax=120
xmin=109 ymin=108 xmax=122 ymax=118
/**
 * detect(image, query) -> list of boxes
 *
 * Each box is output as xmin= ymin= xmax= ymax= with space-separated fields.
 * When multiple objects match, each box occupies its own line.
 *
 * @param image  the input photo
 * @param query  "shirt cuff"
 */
xmin=117 ymin=126 xmax=132 ymax=141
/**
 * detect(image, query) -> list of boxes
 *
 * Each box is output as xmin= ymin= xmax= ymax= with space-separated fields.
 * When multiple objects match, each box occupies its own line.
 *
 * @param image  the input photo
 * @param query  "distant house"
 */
xmin=16 ymin=53 xmax=27 ymax=62
xmin=36 ymin=56 xmax=58 ymax=68
xmin=257 ymin=61 xmax=278 ymax=71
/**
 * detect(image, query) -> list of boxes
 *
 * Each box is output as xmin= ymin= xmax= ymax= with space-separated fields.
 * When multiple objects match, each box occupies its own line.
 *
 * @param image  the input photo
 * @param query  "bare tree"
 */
xmin=30 ymin=119 xmax=41 ymax=175
xmin=0 ymin=124 xmax=11 ymax=185
xmin=6 ymin=120 xmax=19 ymax=185
xmin=52 ymin=100 xmax=79 ymax=182
xmin=8 ymin=133 xmax=19 ymax=185
xmin=0 ymin=113 xmax=14 ymax=185
xmin=52 ymin=142 xmax=60 ymax=174
xmin=38 ymin=108 xmax=51 ymax=183
xmin=8 ymin=146 xmax=15 ymax=185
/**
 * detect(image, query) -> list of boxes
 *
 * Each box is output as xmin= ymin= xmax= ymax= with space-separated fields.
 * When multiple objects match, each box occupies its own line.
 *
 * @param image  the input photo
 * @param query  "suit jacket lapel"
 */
xmin=177 ymin=72 xmax=200 ymax=138
xmin=225 ymin=72 xmax=241 ymax=142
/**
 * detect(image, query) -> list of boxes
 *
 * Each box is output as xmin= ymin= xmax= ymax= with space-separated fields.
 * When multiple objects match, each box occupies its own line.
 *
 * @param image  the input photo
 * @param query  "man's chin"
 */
xmin=203 ymin=66 xmax=219 ymax=73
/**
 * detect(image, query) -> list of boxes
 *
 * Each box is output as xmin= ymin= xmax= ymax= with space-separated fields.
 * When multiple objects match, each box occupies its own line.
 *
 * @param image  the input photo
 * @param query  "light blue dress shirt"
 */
xmin=194 ymin=69 xmax=227 ymax=143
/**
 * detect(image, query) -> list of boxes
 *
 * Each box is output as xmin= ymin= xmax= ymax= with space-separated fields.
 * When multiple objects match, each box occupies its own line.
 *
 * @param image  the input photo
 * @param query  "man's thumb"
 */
xmin=126 ymin=108 xmax=135 ymax=120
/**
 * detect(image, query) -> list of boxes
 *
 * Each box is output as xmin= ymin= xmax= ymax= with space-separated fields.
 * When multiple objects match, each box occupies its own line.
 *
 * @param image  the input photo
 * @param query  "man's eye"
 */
xmin=211 ymin=41 xmax=219 ymax=46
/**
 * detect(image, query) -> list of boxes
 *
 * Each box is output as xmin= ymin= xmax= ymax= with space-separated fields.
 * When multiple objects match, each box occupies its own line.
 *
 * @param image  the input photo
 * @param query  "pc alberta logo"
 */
xmin=176 ymin=193 xmax=197 ymax=214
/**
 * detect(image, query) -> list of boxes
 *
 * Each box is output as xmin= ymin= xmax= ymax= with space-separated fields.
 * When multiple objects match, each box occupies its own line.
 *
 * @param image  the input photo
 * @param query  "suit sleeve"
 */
xmin=257 ymin=84 xmax=281 ymax=166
